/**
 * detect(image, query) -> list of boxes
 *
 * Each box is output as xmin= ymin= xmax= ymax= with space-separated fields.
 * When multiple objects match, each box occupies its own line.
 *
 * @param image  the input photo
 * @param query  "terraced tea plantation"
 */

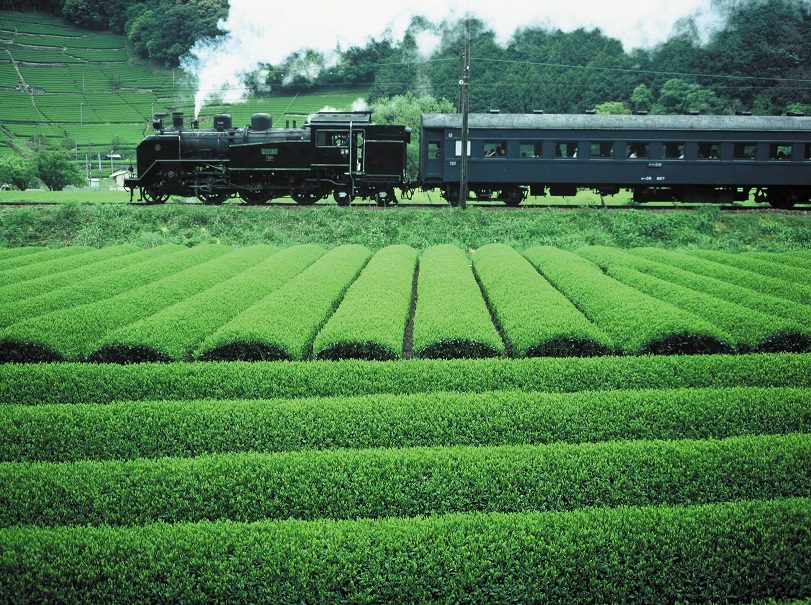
xmin=0 ymin=243 xmax=809 ymax=602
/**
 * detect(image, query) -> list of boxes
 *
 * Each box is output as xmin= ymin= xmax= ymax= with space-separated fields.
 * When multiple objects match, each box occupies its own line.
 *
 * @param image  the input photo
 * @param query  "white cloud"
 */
xmin=185 ymin=0 xmax=731 ymax=116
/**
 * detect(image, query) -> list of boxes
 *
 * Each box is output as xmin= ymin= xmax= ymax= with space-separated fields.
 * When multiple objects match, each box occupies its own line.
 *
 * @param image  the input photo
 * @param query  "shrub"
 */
xmin=577 ymin=246 xmax=811 ymax=327
xmin=0 ymin=499 xmax=807 ymax=604
xmin=197 ymin=245 xmax=372 ymax=361
xmin=0 ymin=245 xmax=132 ymax=288
xmin=472 ymin=244 xmax=612 ymax=357
xmin=91 ymin=245 xmax=325 ymax=362
xmin=1 ymin=354 xmax=808 ymax=405
xmin=630 ymin=247 xmax=811 ymax=305
xmin=412 ymin=245 xmax=504 ymax=358
xmin=0 ymin=245 xmax=265 ymax=362
xmin=313 ymin=245 xmax=417 ymax=361
xmin=523 ymin=246 xmax=734 ymax=355
xmin=2 ymin=386 xmax=806 ymax=462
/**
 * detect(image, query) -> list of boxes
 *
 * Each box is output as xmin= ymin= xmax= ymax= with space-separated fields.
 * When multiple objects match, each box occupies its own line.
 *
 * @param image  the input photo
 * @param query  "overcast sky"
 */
xmin=186 ymin=0 xmax=733 ymax=115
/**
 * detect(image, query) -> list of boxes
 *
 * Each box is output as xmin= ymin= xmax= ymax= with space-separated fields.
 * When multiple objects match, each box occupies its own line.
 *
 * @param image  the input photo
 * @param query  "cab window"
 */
xmin=316 ymin=131 xmax=349 ymax=147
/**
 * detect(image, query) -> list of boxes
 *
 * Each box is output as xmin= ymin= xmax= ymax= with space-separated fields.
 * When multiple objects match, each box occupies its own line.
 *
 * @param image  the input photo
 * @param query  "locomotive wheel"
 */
xmin=240 ymin=190 xmax=272 ymax=205
xmin=375 ymin=189 xmax=396 ymax=207
xmin=292 ymin=191 xmax=320 ymax=206
xmin=142 ymin=189 xmax=169 ymax=205
xmin=198 ymin=193 xmax=228 ymax=205
xmin=333 ymin=189 xmax=354 ymax=206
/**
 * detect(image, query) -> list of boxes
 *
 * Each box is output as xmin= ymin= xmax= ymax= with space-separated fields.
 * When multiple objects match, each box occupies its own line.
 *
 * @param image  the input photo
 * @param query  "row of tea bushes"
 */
xmin=92 ymin=245 xmax=324 ymax=363
xmin=2 ymin=386 xmax=807 ymax=462
xmin=412 ymin=245 xmax=504 ymax=358
xmin=198 ymin=245 xmax=372 ymax=361
xmin=0 ymin=245 xmax=264 ymax=362
xmin=2 ymin=354 xmax=809 ymax=405
xmin=524 ymin=246 xmax=734 ymax=354
xmin=1 ymin=498 xmax=806 ymax=604
xmin=472 ymin=244 xmax=612 ymax=357
xmin=2 ymin=434 xmax=807 ymax=526
xmin=313 ymin=245 xmax=417 ymax=361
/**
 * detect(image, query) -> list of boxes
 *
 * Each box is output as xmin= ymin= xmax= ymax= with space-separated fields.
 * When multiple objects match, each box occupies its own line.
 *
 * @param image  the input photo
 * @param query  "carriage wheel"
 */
xmin=502 ymin=187 xmax=524 ymax=207
xmin=240 ymin=190 xmax=272 ymax=205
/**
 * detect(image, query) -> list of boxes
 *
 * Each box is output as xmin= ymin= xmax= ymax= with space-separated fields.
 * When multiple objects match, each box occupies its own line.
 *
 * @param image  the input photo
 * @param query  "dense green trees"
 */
xmin=10 ymin=0 xmax=810 ymax=114
xmin=0 ymin=157 xmax=36 ymax=191
xmin=34 ymin=149 xmax=85 ymax=190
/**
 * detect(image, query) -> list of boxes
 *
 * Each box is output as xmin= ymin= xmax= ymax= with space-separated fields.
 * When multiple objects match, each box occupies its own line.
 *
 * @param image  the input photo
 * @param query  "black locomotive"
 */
xmin=126 ymin=110 xmax=811 ymax=208
xmin=125 ymin=111 xmax=410 ymax=206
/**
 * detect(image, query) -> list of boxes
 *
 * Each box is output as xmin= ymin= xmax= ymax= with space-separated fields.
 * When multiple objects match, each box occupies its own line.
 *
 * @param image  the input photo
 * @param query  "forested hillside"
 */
xmin=3 ymin=0 xmax=810 ymax=115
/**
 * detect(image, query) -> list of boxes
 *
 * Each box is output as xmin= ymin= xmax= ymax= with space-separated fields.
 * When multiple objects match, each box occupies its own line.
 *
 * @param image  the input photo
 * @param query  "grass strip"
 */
xmin=0 ymin=245 xmax=262 ymax=362
xmin=631 ymin=247 xmax=811 ymax=305
xmin=0 ymin=499 xmax=807 ymax=604
xmin=197 ymin=245 xmax=372 ymax=361
xmin=0 ymin=245 xmax=127 ymax=287
xmin=578 ymin=246 xmax=811 ymax=326
xmin=413 ymin=245 xmax=504 ymax=358
xmin=0 ymin=245 xmax=176 ymax=308
xmin=605 ymin=264 xmax=811 ymax=353
xmin=0 ymin=244 xmax=188 ymax=328
xmin=472 ymin=244 xmax=611 ymax=357
xmin=1 ymin=353 xmax=808 ymax=405
xmin=687 ymin=249 xmax=810 ymax=283
xmin=2 ymin=386 xmax=806 ymax=463
xmin=524 ymin=246 xmax=734 ymax=354
xmin=2 ymin=434 xmax=809 ymax=526
xmin=89 ymin=246 xmax=325 ymax=362
xmin=313 ymin=245 xmax=418 ymax=361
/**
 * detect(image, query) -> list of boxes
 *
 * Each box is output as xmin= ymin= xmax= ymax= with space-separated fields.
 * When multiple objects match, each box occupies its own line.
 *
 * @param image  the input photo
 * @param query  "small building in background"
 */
xmin=109 ymin=170 xmax=129 ymax=189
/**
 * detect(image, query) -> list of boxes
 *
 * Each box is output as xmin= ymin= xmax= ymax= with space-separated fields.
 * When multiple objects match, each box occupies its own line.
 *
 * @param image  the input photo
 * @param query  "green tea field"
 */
xmin=1 ymin=241 xmax=810 ymax=601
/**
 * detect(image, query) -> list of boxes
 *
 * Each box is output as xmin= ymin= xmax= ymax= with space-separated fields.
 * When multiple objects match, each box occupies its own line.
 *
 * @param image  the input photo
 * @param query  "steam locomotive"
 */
xmin=125 ymin=111 xmax=410 ymax=206
xmin=125 ymin=110 xmax=811 ymax=208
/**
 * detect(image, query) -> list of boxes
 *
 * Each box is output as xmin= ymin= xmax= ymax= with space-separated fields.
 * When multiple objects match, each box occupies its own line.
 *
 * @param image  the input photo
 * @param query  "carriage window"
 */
xmin=428 ymin=141 xmax=440 ymax=159
xmin=520 ymin=142 xmax=542 ymax=158
xmin=627 ymin=143 xmax=650 ymax=159
xmin=770 ymin=144 xmax=792 ymax=160
xmin=698 ymin=143 xmax=721 ymax=160
xmin=665 ymin=143 xmax=685 ymax=159
xmin=484 ymin=141 xmax=507 ymax=158
xmin=454 ymin=141 xmax=471 ymax=156
xmin=316 ymin=131 xmax=349 ymax=147
xmin=555 ymin=142 xmax=578 ymax=158
xmin=733 ymin=144 xmax=757 ymax=160
xmin=590 ymin=142 xmax=614 ymax=158
xmin=806 ymin=143 xmax=811 ymax=160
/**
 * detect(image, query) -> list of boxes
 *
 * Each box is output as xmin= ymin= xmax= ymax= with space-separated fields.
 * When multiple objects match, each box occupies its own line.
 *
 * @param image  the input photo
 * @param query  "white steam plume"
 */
xmin=184 ymin=0 xmax=735 ymax=117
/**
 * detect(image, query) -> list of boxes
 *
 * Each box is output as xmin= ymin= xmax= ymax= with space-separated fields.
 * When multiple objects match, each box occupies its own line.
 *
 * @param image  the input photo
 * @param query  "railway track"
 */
xmin=0 ymin=200 xmax=807 ymax=212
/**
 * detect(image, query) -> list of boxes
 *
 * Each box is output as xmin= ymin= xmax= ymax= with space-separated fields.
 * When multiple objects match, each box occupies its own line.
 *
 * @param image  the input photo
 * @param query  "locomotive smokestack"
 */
xmin=172 ymin=111 xmax=184 ymax=129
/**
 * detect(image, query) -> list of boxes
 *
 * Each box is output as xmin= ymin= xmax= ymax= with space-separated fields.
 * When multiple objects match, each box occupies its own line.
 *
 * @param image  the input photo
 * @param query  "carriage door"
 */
xmin=425 ymin=139 xmax=442 ymax=179
xmin=352 ymin=130 xmax=364 ymax=174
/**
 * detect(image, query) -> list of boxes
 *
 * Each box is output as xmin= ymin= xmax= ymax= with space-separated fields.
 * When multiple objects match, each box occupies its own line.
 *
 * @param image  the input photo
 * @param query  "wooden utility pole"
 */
xmin=458 ymin=21 xmax=471 ymax=209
